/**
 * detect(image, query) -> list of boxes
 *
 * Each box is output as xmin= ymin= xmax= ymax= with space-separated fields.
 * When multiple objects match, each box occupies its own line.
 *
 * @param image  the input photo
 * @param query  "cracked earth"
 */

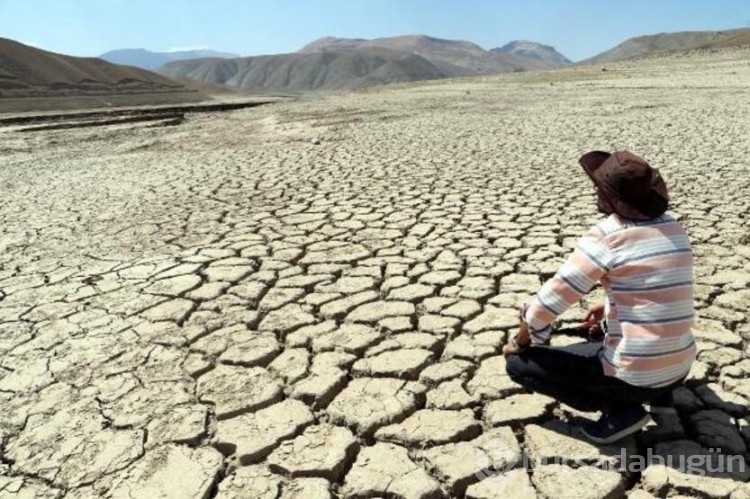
xmin=1 ymin=49 xmax=750 ymax=498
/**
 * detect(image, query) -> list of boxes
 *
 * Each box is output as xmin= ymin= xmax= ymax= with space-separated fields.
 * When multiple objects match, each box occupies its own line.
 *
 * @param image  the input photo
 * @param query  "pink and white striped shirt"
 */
xmin=525 ymin=213 xmax=696 ymax=388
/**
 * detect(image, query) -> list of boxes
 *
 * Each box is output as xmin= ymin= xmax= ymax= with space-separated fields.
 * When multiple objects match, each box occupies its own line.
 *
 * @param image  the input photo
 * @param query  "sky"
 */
xmin=1 ymin=0 xmax=749 ymax=61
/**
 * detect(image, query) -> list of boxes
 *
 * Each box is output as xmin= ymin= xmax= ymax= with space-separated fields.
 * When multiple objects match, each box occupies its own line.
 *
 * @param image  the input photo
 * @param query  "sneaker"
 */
xmin=580 ymin=405 xmax=651 ymax=444
xmin=644 ymin=391 xmax=678 ymax=416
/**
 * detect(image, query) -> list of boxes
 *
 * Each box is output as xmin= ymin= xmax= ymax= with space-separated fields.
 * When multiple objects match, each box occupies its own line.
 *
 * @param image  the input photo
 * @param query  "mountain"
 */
xmin=491 ymin=40 xmax=571 ymax=68
xmin=300 ymin=37 xmax=368 ymax=53
xmin=161 ymin=34 xmax=572 ymax=93
xmin=100 ymin=48 xmax=240 ymax=70
xmin=583 ymin=28 xmax=750 ymax=64
xmin=159 ymin=47 xmax=447 ymax=93
xmin=0 ymin=38 xmax=191 ymax=98
xmin=300 ymin=35 xmax=499 ymax=76
xmin=300 ymin=35 xmax=571 ymax=76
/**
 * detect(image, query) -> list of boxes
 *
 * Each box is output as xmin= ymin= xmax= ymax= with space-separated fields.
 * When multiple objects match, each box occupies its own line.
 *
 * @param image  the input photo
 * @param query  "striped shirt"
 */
xmin=525 ymin=213 xmax=696 ymax=388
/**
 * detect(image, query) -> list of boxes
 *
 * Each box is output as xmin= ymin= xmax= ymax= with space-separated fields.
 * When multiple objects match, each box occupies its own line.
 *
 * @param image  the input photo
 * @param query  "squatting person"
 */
xmin=502 ymin=150 xmax=696 ymax=444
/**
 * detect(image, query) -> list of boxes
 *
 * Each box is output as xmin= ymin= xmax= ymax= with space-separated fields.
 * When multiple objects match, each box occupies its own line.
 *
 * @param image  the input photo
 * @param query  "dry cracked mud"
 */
xmin=2 ymin=49 xmax=750 ymax=498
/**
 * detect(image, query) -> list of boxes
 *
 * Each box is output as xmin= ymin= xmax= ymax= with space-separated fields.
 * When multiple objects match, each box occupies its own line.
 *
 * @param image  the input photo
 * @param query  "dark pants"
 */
xmin=505 ymin=341 xmax=679 ymax=412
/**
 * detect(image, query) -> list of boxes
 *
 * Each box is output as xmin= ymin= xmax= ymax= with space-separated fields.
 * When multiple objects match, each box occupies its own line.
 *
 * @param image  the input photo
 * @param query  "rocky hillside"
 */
xmin=300 ymin=35 xmax=571 ymax=76
xmin=160 ymin=34 xmax=571 ymax=93
xmin=0 ymin=38 xmax=192 ymax=99
xmin=159 ymin=47 xmax=447 ymax=93
xmin=491 ymin=40 xmax=571 ymax=68
xmin=583 ymin=28 xmax=750 ymax=64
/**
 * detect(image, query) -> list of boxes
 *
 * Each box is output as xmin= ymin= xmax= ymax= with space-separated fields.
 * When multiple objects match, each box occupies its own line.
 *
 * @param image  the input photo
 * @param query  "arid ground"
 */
xmin=1 ymin=49 xmax=750 ymax=498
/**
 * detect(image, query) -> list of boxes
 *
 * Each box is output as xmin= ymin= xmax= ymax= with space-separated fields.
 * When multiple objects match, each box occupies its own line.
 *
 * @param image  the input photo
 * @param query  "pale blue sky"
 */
xmin=1 ymin=0 xmax=748 ymax=61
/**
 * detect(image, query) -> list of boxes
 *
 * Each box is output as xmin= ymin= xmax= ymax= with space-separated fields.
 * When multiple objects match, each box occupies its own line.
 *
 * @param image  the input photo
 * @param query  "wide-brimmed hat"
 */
xmin=579 ymin=150 xmax=669 ymax=221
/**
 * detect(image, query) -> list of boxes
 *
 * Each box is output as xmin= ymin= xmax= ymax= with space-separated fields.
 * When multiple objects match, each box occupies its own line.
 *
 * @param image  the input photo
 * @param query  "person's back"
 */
xmin=503 ymin=150 xmax=697 ymax=444
xmin=595 ymin=213 xmax=695 ymax=388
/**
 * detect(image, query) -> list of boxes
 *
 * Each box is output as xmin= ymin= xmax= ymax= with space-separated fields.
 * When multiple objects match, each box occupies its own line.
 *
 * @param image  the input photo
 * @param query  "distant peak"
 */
xmin=299 ymin=36 xmax=368 ymax=53
xmin=490 ymin=40 xmax=571 ymax=64
xmin=300 ymin=34 xmax=485 ymax=53
xmin=494 ymin=40 xmax=556 ymax=52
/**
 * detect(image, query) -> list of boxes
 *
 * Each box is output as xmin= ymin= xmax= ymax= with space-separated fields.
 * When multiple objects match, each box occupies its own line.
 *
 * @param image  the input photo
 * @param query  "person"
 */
xmin=502 ymin=151 xmax=696 ymax=444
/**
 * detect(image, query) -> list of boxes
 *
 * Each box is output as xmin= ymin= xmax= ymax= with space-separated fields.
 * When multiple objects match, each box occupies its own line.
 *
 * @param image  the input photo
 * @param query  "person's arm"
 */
xmin=523 ymin=229 xmax=613 ymax=344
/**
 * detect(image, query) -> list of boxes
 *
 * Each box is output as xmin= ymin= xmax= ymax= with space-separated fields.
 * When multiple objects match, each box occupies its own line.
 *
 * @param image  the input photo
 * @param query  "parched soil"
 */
xmin=1 ymin=49 xmax=749 ymax=498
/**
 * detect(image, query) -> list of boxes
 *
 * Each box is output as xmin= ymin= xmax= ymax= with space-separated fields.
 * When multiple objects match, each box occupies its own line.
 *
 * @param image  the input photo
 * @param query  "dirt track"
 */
xmin=1 ymin=49 xmax=750 ymax=498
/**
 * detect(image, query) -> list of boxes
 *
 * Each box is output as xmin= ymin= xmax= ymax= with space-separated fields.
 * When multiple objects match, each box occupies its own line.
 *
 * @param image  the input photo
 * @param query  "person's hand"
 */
xmin=502 ymin=342 xmax=520 ymax=357
xmin=503 ymin=320 xmax=531 ymax=358
xmin=584 ymin=302 xmax=605 ymax=323
xmin=584 ymin=302 xmax=605 ymax=337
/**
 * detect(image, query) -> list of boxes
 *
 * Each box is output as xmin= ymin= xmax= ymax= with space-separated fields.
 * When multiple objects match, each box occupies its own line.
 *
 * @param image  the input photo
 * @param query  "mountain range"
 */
xmin=99 ymin=48 xmax=240 ymax=70
xmin=158 ymin=35 xmax=571 ymax=93
xmin=2 ymin=28 xmax=750 ymax=112
xmin=299 ymin=35 xmax=572 ymax=75
xmin=158 ymin=47 xmax=447 ymax=93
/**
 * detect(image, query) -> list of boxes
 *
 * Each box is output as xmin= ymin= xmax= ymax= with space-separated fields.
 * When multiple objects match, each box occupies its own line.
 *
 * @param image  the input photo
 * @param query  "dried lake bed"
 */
xmin=1 ymin=49 xmax=750 ymax=498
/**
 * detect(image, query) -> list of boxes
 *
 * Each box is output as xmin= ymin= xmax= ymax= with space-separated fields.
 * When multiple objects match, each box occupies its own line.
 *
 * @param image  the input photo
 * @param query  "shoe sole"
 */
xmin=581 ymin=414 xmax=652 ymax=445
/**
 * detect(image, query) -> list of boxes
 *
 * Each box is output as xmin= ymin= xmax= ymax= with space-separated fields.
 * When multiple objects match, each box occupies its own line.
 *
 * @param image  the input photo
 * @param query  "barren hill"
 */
xmin=491 ymin=40 xmax=572 ymax=68
xmin=583 ymin=28 xmax=750 ymax=64
xmin=299 ymin=37 xmax=368 ymax=53
xmin=300 ymin=35 xmax=571 ymax=76
xmin=300 ymin=35 xmax=498 ymax=76
xmin=100 ymin=48 xmax=240 ymax=70
xmin=159 ymin=47 xmax=447 ymax=93
xmin=162 ymin=34 xmax=571 ymax=93
xmin=0 ymin=38 xmax=194 ymax=101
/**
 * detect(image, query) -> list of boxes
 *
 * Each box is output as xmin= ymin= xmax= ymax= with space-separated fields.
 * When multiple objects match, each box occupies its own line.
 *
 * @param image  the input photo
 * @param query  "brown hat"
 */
xmin=579 ymin=150 xmax=669 ymax=221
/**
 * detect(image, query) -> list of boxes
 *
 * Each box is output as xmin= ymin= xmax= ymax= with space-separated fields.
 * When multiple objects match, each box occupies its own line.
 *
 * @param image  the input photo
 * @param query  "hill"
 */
xmin=159 ymin=47 xmax=447 ymax=93
xmin=583 ymin=28 xmax=750 ymax=64
xmin=161 ymin=34 xmax=571 ymax=93
xmin=0 ymin=38 xmax=193 ymax=98
xmin=300 ymin=35 xmax=495 ymax=76
xmin=299 ymin=37 xmax=368 ymax=53
xmin=491 ymin=40 xmax=571 ymax=68
xmin=100 ymin=48 xmax=240 ymax=70
xmin=300 ymin=35 xmax=571 ymax=76
xmin=0 ymin=38 xmax=207 ymax=112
